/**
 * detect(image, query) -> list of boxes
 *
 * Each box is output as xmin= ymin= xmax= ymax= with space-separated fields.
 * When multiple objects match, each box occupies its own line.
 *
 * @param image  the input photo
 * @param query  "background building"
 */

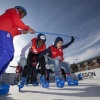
xmin=71 ymin=56 xmax=100 ymax=73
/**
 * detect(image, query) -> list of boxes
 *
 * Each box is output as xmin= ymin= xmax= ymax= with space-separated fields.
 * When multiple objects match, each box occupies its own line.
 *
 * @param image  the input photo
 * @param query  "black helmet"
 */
xmin=37 ymin=34 xmax=46 ymax=42
xmin=15 ymin=6 xmax=27 ymax=16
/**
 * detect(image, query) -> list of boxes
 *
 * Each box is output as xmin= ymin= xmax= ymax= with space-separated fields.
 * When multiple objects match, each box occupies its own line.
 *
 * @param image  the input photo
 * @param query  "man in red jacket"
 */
xmin=18 ymin=34 xmax=47 ymax=91
xmin=0 ymin=6 xmax=35 ymax=76
xmin=0 ymin=6 xmax=35 ymax=95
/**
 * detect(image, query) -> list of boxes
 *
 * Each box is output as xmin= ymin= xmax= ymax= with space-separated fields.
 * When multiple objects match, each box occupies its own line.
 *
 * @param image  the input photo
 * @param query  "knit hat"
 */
xmin=54 ymin=37 xmax=63 ymax=46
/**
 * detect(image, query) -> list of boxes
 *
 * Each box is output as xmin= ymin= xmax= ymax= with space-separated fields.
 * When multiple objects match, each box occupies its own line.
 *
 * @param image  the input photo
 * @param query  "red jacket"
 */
xmin=50 ymin=46 xmax=64 ymax=61
xmin=0 ymin=8 xmax=30 ymax=38
xmin=30 ymin=38 xmax=46 ymax=54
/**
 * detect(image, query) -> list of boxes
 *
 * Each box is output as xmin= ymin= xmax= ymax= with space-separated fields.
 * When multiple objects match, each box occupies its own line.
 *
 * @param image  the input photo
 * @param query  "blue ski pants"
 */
xmin=0 ymin=30 xmax=14 ymax=76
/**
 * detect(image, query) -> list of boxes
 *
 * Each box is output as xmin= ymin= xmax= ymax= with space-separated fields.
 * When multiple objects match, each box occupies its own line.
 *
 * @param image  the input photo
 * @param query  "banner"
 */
xmin=75 ymin=68 xmax=100 ymax=79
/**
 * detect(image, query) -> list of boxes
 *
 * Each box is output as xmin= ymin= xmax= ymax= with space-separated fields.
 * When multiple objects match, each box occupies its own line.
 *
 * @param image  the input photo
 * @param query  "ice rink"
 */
xmin=0 ymin=77 xmax=100 ymax=100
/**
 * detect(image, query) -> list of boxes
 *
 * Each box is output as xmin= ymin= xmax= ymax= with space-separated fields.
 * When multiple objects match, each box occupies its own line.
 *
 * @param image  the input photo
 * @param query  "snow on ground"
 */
xmin=0 ymin=78 xmax=100 ymax=100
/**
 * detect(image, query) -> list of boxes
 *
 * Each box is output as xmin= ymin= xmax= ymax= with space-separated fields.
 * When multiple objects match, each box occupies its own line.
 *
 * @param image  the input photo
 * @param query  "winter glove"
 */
xmin=21 ymin=30 xmax=28 ymax=34
xmin=71 ymin=36 xmax=75 ymax=43
xmin=56 ymin=56 xmax=62 ymax=60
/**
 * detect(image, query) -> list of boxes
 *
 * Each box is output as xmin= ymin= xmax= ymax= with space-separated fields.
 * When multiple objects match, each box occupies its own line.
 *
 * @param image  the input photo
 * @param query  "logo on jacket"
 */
xmin=7 ymin=33 xmax=10 ymax=38
xmin=59 ymin=49 xmax=62 ymax=52
xmin=52 ymin=52 xmax=57 ymax=54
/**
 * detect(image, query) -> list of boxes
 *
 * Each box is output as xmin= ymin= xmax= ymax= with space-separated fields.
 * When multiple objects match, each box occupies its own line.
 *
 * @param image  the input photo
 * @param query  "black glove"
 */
xmin=71 ymin=36 xmax=75 ymax=43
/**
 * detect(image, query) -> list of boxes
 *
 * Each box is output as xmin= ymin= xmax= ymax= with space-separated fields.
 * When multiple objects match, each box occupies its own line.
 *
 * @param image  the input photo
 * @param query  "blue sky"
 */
xmin=0 ymin=0 xmax=100 ymax=72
